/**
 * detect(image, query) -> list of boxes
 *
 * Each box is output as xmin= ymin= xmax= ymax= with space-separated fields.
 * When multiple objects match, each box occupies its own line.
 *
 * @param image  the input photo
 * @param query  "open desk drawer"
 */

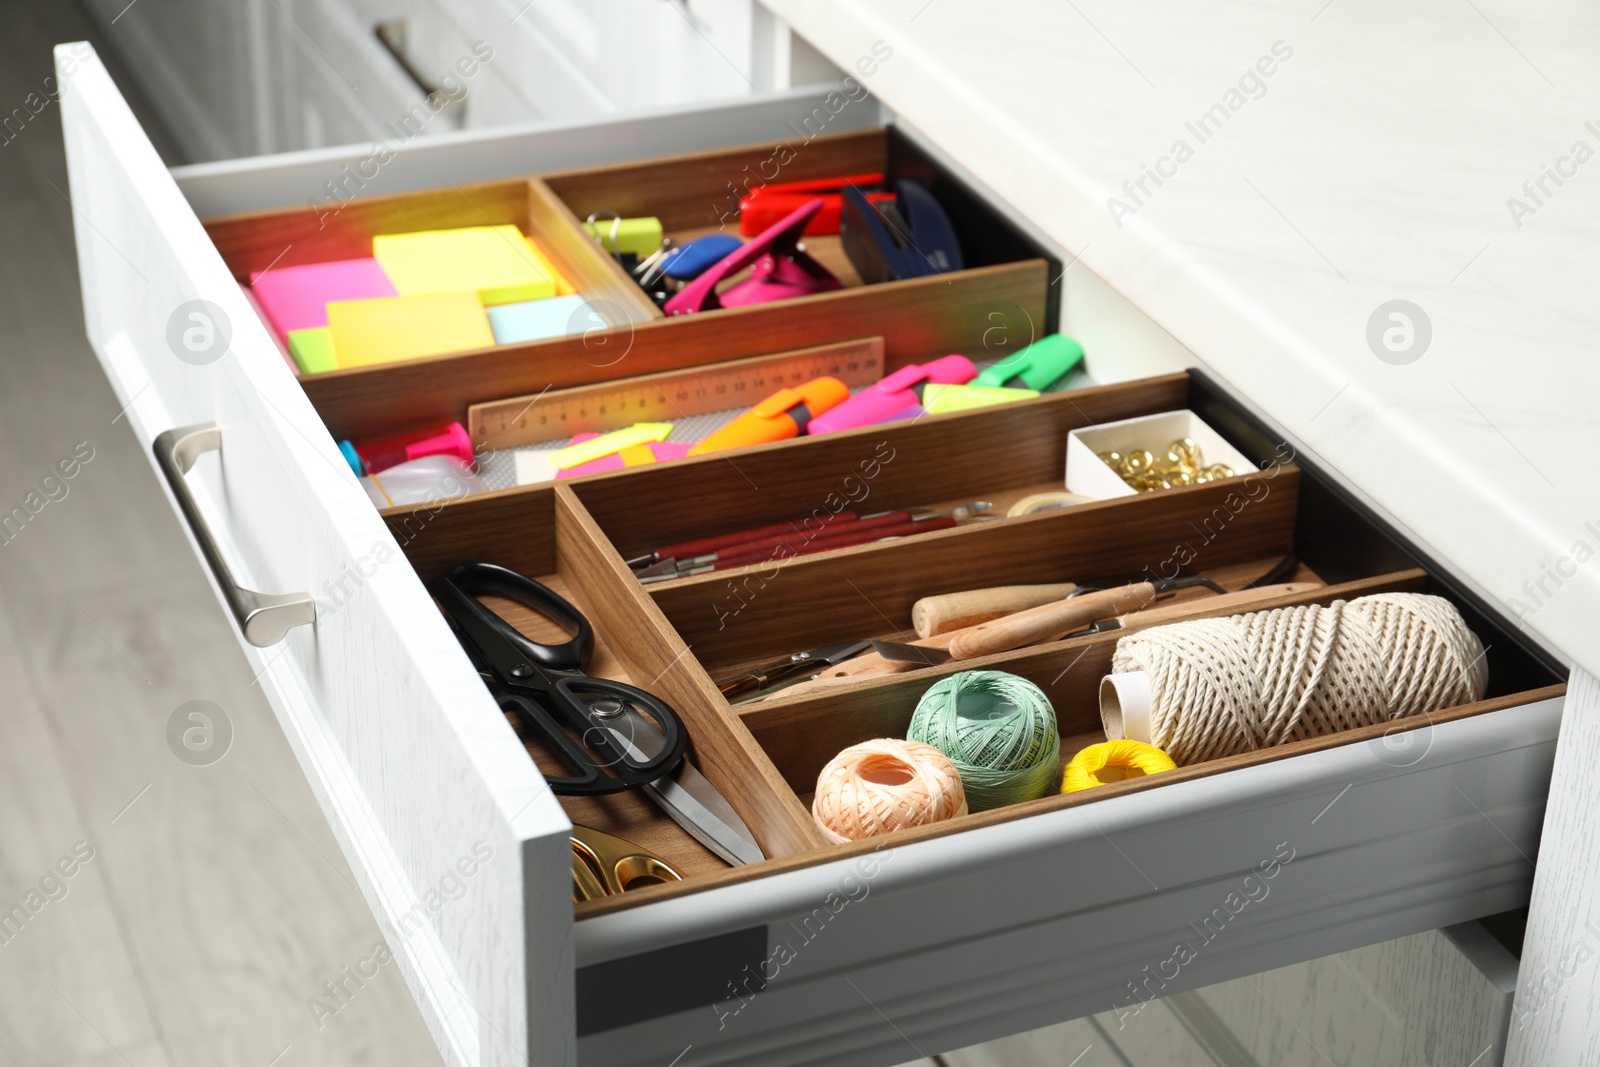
xmin=61 ymin=42 xmax=1565 ymax=1067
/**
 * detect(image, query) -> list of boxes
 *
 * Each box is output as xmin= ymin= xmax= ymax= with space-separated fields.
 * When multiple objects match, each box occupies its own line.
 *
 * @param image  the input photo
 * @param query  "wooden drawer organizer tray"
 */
xmin=194 ymin=127 xmax=1561 ymax=924
xmin=384 ymin=370 xmax=1566 ymax=920
xmin=200 ymin=126 xmax=1054 ymax=444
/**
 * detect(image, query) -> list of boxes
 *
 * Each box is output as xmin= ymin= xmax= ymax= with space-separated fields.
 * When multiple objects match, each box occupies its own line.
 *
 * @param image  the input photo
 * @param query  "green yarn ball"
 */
xmin=907 ymin=670 xmax=1060 ymax=811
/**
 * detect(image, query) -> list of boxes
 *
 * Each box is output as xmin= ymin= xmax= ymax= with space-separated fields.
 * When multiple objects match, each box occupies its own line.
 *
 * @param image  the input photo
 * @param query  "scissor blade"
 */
xmin=644 ymin=760 xmax=765 ymax=866
xmin=599 ymin=707 xmax=765 ymax=866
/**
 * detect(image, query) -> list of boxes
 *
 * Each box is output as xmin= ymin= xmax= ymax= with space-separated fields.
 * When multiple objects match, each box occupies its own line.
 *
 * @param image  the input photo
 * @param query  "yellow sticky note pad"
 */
xmin=327 ymin=293 xmax=495 ymax=368
xmin=523 ymin=237 xmax=576 ymax=297
xmin=374 ymin=225 xmax=556 ymax=305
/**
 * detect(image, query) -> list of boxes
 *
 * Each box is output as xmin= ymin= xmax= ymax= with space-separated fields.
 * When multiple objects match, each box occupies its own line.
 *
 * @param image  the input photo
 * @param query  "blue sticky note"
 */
xmin=486 ymin=295 xmax=593 ymax=345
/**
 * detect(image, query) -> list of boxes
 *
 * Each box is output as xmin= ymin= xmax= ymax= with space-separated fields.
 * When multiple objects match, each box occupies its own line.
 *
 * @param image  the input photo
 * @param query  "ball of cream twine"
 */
xmin=1110 ymin=592 xmax=1487 ymax=764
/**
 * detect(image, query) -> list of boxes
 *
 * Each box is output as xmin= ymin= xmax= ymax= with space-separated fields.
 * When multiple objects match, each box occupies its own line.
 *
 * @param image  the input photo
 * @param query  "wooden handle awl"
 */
xmin=944 ymin=584 xmax=1159 ymax=660
xmin=911 ymin=582 xmax=1079 ymax=638
xmin=1107 ymin=582 xmax=1323 ymax=628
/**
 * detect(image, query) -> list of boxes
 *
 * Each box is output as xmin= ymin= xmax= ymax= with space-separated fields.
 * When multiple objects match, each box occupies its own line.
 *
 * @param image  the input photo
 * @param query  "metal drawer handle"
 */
xmin=153 ymin=424 xmax=316 ymax=647
xmin=373 ymin=20 xmax=466 ymax=117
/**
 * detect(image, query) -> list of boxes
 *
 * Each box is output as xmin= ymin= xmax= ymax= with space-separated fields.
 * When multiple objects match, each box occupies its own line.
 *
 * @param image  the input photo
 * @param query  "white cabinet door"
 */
xmin=57 ymin=43 xmax=572 ymax=1067
xmin=81 ymin=0 xmax=273 ymax=159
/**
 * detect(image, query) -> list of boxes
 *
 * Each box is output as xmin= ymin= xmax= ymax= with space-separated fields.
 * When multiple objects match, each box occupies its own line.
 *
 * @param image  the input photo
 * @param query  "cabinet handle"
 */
xmin=154 ymin=424 xmax=316 ymax=648
xmin=373 ymin=20 xmax=464 ymax=116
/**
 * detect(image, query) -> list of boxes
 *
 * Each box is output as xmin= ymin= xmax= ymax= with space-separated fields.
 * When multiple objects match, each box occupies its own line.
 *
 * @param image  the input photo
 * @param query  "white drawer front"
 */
xmin=57 ymin=44 xmax=571 ymax=1067
xmin=168 ymin=83 xmax=886 ymax=217
xmin=573 ymin=697 xmax=1558 ymax=1066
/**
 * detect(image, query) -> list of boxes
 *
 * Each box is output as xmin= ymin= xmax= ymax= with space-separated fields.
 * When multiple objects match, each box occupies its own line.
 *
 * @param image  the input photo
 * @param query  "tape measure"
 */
xmin=467 ymin=338 xmax=885 ymax=451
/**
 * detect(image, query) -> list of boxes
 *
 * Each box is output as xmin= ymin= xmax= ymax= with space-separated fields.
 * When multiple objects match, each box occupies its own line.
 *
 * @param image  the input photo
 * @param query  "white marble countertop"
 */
xmin=766 ymin=0 xmax=1599 ymax=676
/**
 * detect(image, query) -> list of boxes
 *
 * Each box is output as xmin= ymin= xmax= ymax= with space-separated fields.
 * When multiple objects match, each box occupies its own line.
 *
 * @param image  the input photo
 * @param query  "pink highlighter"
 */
xmin=805 ymin=355 xmax=978 ymax=435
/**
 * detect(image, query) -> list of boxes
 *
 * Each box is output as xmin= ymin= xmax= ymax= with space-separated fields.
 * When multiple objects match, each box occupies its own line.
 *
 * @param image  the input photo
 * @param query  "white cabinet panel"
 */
xmin=57 ymin=44 xmax=571 ymax=1067
xmin=80 ymin=0 xmax=268 ymax=159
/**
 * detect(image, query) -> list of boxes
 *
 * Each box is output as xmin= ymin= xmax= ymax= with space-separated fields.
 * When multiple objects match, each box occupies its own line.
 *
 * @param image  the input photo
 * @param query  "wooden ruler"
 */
xmin=467 ymin=337 xmax=886 ymax=451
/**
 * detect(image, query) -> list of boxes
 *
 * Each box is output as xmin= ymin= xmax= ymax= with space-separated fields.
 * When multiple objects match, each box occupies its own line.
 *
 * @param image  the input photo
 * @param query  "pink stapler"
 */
xmin=664 ymin=198 xmax=841 ymax=315
xmin=806 ymin=354 xmax=978 ymax=435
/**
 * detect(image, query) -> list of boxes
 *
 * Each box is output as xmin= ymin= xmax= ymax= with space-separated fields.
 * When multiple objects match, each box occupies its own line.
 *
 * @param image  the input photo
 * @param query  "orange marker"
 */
xmin=688 ymin=377 xmax=851 ymax=456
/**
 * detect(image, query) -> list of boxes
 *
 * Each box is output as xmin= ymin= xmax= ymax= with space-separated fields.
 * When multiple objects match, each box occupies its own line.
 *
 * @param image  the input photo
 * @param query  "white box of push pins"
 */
xmin=1065 ymin=409 xmax=1255 ymax=499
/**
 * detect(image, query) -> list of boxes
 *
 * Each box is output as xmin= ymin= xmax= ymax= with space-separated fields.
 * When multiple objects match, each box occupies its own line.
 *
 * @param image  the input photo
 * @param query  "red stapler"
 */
xmin=664 ymin=198 xmax=842 ymax=315
xmin=739 ymin=174 xmax=895 ymax=236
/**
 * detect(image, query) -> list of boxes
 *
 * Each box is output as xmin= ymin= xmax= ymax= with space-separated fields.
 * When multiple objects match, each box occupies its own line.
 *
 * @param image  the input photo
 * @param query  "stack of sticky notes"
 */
xmin=249 ymin=224 xmax=592 ymax=374
xmin=510 ymin=423 xmax=689 ymax=485
xmin=325 ymin=292 xmax=496 ymax=368
xmin=373 ymin=225 xmax=556 ymax=304
xmin=249 ymin=258 xmax=397 ymax=374
xmin=486 ymin=294 xmax=594 ymax=345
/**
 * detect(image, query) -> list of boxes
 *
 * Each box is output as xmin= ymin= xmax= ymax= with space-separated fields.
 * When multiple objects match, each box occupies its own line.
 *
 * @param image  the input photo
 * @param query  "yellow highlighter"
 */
xmin=922 ymin=383 xmax=1039 ymax=414
xmin=547 ymin=423 xmax=673 ymax=470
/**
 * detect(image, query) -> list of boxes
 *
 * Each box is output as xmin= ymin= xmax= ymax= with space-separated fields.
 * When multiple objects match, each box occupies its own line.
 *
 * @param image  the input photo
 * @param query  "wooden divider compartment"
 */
xmin=649 ymin=473 xmax=1301 ymax=673
xmin=383 ymin=483 xmax=826 ymax=899
xmin=742 ymin=568 xmax=1432 ymax=797
xmin=571 ymin=374 xmax=1190 ymax=562
xmin=541 ymin=126 xmax=1057 ymax=318
xmin=205 ymin=176 xmax=656 ymax=326
xmin=379 ymin=371 xmax=1567 ymax=919
xmin=199 ymin=127 xmax=1052 ymax=446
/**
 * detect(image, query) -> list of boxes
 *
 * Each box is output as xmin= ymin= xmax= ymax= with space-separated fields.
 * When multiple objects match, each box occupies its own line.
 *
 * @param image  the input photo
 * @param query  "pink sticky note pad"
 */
xmin=555 ymin=440 xmax=690 ymax=479
xmin=249 ymin=258 xmax=397 ymax=344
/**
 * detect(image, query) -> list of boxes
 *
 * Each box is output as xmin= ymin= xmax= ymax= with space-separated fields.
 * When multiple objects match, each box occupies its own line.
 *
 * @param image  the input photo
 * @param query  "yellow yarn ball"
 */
xmin=1061 ymin=739 xmax=1177 ymax=793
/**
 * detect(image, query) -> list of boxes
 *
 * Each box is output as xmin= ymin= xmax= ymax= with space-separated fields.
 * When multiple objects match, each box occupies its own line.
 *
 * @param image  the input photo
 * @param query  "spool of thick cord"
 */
xmin=908 ymin=670 xmax=1060 ymax=811
xmin=812 ymin=738 xmax=967 ymax=844
xmin=1102 ymin=592 xmax=1487 ymax=764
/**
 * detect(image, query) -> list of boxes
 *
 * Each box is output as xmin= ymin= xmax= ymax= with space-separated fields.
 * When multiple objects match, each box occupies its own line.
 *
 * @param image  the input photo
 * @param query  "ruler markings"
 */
xmin=468 ymin=337 xmax=885 ymax=451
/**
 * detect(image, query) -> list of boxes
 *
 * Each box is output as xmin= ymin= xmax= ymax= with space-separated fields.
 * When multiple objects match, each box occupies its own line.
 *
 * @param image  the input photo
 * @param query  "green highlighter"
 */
xmin=974 ymin=334 xmax=1085 ymax=391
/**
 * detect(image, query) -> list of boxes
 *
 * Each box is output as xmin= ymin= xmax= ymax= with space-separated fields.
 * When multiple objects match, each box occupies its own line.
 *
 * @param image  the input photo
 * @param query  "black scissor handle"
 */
xmin=440 ymin=562 xmax=592 ymax=673
xmin=436 ymin=562 xmax=687 ymax=794
xmin=552 ymin=676 xmax=687 ymax=795
xmin=496 ymin=685 xmax=684 ymax=795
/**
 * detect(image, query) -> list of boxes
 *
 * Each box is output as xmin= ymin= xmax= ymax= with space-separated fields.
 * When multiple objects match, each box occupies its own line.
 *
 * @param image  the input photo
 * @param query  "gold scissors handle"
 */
xmin=571 ymin=825 xmax=683 ymax=902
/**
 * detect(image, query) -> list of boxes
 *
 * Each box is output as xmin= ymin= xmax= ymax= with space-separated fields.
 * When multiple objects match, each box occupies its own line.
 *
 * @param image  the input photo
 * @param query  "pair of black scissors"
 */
xmin=435 ymin=563 xmax=766 ymax=866
xmin=434 ymin=562 xmax=686 ymax=795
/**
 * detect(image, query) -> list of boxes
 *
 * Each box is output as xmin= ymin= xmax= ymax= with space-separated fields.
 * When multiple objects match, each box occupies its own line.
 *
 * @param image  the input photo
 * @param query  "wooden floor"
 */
xmin=0 ymin=4 xmax=442 ymax=1065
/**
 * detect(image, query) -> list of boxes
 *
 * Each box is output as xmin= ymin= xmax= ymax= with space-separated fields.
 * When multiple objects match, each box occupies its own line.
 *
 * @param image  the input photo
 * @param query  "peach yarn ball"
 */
xmin=811 ymin=738 xmax=968 ymax=845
